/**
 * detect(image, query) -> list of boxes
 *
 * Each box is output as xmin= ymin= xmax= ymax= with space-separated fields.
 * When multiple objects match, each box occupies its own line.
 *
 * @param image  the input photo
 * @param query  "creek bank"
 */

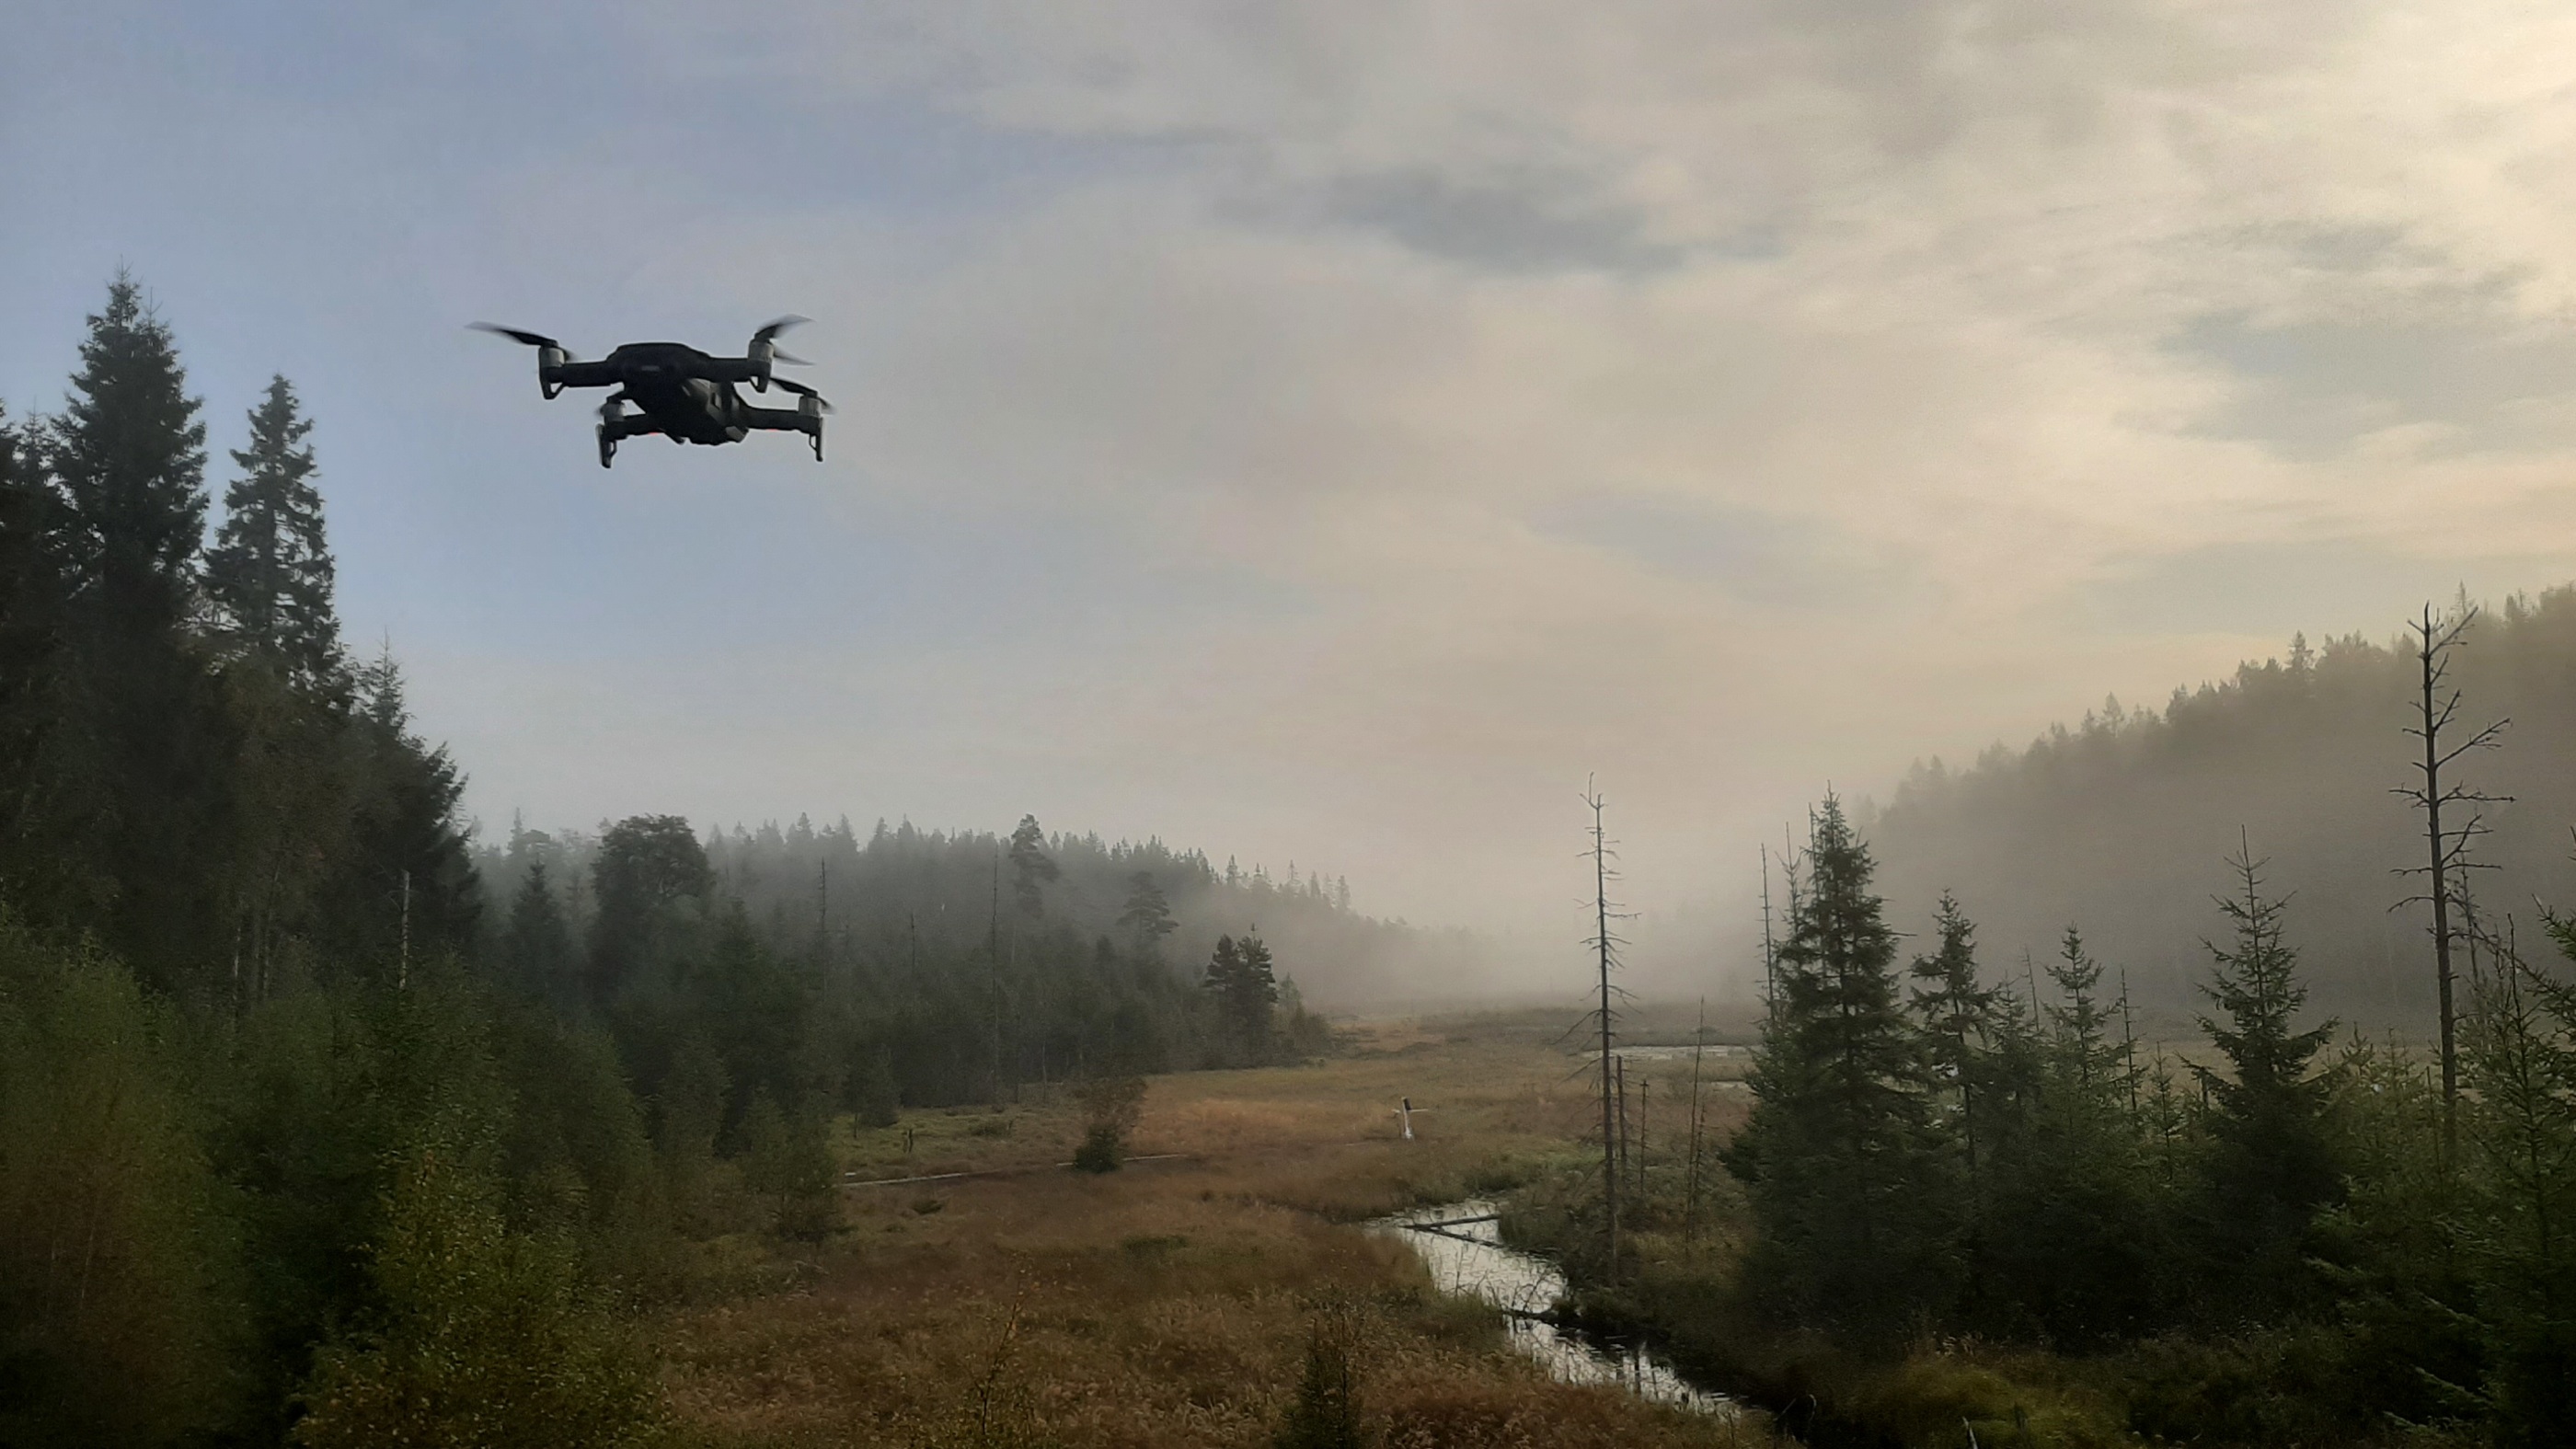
xmin=1369 ymin=1199 xmax=1735 ymax=1416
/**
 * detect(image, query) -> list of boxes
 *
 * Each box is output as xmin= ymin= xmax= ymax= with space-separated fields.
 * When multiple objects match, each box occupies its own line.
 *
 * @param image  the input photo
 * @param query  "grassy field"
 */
xmin=658 ymin=1013 xmax=1768 ymax=1448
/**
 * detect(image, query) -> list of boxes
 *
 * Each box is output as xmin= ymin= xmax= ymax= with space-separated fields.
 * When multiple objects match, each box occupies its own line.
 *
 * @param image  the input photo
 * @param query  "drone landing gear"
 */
xmin=597 ymin=427 xmax=616 ymax=469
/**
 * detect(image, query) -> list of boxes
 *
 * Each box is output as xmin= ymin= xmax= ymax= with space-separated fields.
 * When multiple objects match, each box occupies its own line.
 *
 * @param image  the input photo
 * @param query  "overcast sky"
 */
xmin=8 ymin=1 xmax=2576 ymax=986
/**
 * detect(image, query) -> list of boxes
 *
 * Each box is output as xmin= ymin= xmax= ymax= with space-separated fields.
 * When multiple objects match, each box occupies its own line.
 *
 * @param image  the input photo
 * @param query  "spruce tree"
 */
xmin=1911 ymin=892 xmax=1992 ymax=1163
xmin=504 ymin=862 xmax=575 ymax=1005
xmin=316 ymin=649 xmax=477 ymax=978
xmin=1725 ymin=795 xmax=1957 ymax=1338
xmin=207 ymin=375 xmax=342 ymax=697
xmin=210 ymin=381 xmax=350 ymax=1000
xmin=50 ymin=273 xmax=208 ymax=634
xmin=42 ymin=274 xmax=231 ymax=987
xmin=2459 ymin=921 xmax=2576 ymax=1444
xmin=2191 ymin=844 xmax=2337 ymax=1318
xmin=1236 ymin=932 xmax=1280 ymax=1047
xmin=1980 ymin=926 xmax=2161 ymax=1343
xmin=1910 ymin=892 xmax=1995 ymax=1315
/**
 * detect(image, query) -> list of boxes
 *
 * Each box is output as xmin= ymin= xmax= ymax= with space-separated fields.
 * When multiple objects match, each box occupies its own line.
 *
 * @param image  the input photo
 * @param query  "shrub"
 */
xmin=292 ymin=1135 xmax=664 ymax=1449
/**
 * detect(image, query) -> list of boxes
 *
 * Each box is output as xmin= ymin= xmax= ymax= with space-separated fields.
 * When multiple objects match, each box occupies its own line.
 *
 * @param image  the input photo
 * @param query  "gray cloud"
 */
xmin=2168 ymin=305 xmax=2576 ymax=461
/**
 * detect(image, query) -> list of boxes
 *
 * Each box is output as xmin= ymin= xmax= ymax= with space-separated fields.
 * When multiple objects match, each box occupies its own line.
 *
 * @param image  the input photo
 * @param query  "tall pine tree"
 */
xmin=42 ymin=274 xmax=232 ymax=987
xmin=1726 ymin=796 xmax=1958 ymax=1338
xmin=206 ymin=375 xmax=342 ymax=697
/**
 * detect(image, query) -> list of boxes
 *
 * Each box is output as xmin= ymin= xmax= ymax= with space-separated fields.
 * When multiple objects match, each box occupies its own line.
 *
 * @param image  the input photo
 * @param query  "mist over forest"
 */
xmin=481 ymin=811 xmax=1477 ymax=1013
xmin=1856 ymin=590 xmax=2576 ymax=1030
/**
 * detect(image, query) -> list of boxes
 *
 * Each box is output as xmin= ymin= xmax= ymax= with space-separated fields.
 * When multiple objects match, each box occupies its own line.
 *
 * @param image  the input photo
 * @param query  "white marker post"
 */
xmin=1399 ymin=1096 xmax=1415 ymax=1140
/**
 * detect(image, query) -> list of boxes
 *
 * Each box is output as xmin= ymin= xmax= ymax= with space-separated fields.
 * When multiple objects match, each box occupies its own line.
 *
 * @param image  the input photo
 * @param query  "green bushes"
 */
xmin=0 ymin=924 xmax=243 ymax=1447
xmin=293 ymin=1133 xmax=664 ymax=1449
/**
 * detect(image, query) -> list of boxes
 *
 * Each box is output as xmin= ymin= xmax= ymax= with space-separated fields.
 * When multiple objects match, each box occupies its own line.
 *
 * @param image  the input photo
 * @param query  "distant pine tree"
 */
xmin=1726 ymin=796 xmax=1959 ymax=1338
xmin=1007 ymin=814 xmax=1058 ymax=918
xmin=504 ymin=862 xmax=575 ymax=1004
xmin=1201 ymin=933 xmax=1279 ymax=1062
xmin=207 ymin=375 xmax=343 ymax=697
xmin=1117 ymin=871 xmax=1178 ymax=958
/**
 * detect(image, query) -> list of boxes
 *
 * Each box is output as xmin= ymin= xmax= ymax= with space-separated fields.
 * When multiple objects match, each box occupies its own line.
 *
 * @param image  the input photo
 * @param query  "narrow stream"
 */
xmin=1372 ymin=1199 xmax=1734 ymax=1416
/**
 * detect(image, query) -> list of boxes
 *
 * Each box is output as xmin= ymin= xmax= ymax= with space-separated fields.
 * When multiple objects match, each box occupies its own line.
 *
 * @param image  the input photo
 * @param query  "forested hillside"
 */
xmin=1868 ymin=592 xmax=2576 ymax=1026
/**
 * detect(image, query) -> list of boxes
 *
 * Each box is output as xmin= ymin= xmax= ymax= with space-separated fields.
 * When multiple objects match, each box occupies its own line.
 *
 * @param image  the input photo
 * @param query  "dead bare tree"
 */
xmin=1685 ymin=996 xmax=1708 ymax=1244
xmin=1581 ymin=779 xmax=1632 ymax=1281
xmin=2393 ymin=600 xmax=2511 ymax=1161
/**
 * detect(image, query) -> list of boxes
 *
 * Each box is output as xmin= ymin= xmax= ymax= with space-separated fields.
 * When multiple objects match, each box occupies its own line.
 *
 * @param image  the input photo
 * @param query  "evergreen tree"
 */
xmin=50 ymin=273 xmax=208 ymax=638
xmin=210 ymin=383 xmax=351 ymax=1002
xmin=1979 ymin=926 xmax=2161 ymax=1343
xmin=2458 ymin=921 xmax=2576 ymax=1445
xmin=317 ymin=650 xmax=477 ymax=978
xmin=41 ymin=273 xmax=231 ymax=988
xmin=1910 ymin=892 xmax=1992 ymax=1162
xmin=1007 ymin=813 xmax=1058 ymax=918
xmin=1117 ymin=870 xmax=1178 ymax=958
xmin=503 ymin=863 xmax=574 ymax=1005
xmin=1201 ymin=933 xmax=1278 ymax=1062
xmin=1909 ymin=892 xmax=1995 ymax=1313
xmin=2191 ymin=845 xmax=2338 ymax=1318
xmin=1236 ymin=932 xmax=1279 ymax=1039
xmin=0 ymin=404 xmax=84 ymax=918
xmin=207 ymin=375 xmax=342 ymax=697
xmin=1724 ymin=796 xmax=1958 ymax=1338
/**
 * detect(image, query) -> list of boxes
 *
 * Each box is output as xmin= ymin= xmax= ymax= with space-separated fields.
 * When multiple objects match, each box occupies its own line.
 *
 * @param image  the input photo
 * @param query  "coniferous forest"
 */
xmin=0 ymin=278 xmax=1349 ymax=1447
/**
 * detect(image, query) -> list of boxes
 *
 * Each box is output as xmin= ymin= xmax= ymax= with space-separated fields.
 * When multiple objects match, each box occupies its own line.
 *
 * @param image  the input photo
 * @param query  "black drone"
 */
xmin=471 ymin=317 xmax=832 ymax=467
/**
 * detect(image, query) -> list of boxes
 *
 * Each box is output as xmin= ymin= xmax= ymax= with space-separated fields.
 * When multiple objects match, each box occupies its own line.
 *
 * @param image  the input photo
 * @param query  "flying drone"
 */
xmin=470 ymin=316 xmax=832 ymax=467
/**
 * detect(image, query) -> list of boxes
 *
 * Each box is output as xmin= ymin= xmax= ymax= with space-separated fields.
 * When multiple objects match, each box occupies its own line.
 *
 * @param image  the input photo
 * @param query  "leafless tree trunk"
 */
xmin=1685 ymin=997 xmax=1708 ymax=1244
xmin=1585 ymin=781 xmax=1626 ymax=1280
xmin=2395 ymin=601 xmax=2510 ymax=1164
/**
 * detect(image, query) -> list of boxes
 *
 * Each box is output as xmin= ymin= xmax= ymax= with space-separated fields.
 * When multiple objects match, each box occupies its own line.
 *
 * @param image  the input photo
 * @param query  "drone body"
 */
xmin=472 ymin=317 xmax=831 ymax=467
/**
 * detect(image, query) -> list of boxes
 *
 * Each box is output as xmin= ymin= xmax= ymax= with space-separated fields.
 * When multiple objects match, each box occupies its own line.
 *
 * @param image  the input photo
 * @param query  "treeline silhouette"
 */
xmin=0 ymin=276 xmax=1340 ymax=1447
xmin=1869 ymin=592 xmax=2576 ymax=1026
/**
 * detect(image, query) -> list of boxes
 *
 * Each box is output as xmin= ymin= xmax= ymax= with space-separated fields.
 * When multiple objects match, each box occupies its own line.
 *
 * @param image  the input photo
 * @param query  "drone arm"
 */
xmin=736 ymin=404 xmax=816 ymax=432
xmin=550 ymin=360 xmax=622 ymax=391
xmin=739 ymin=401 xmax=824 ymax=459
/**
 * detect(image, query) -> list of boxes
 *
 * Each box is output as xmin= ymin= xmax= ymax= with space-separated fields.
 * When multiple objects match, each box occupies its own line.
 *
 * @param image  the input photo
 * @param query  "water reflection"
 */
xmin=1372 ymin=1198 xmax=1733 ymax=1416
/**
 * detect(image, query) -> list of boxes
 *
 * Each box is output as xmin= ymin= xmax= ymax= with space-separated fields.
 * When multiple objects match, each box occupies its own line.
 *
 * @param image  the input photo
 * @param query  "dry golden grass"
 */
xmin=659 ymin=1016 xmax=1765 ymax=1448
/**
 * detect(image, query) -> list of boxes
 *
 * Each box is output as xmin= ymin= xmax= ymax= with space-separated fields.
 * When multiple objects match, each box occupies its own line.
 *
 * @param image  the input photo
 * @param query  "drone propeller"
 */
xmin=768 ymin=376 xmax=834 ymax=412
xmin=468 ymin=323 xmax=578 ymax=360
xmin=751 ymin=316 xmax=811 ymax=366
